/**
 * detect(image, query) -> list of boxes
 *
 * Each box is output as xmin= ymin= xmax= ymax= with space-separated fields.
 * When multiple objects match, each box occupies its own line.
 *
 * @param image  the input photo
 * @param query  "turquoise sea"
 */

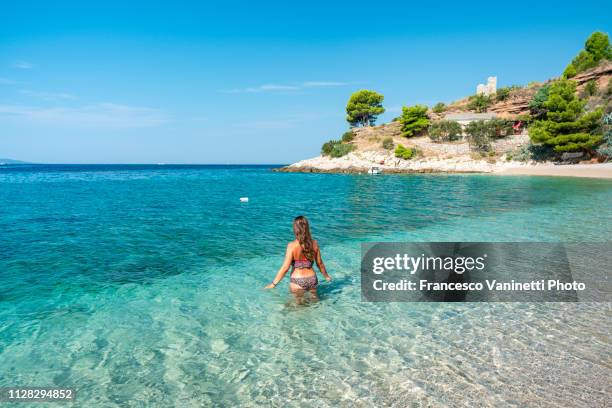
xmin=1 ymin=164 xmax=611 ymax=407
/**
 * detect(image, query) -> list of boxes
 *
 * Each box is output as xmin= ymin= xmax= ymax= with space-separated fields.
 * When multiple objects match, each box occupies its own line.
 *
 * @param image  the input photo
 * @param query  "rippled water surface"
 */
xmin=1 ymin=164 xmax=611 ymax=407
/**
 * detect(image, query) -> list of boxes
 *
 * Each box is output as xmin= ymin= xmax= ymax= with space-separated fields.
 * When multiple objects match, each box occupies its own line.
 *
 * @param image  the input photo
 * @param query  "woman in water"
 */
xmin=265 ymin=216 xmax=331 ymax=295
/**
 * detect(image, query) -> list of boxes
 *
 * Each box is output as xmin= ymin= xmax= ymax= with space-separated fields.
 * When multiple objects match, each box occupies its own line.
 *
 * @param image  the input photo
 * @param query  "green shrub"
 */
xmin=330 ymin=143 xmax=355 ymax=157
xmin=394 ymin=144 xmax=415 ymax=160
xmin=506 ymin=143 xmax=555 ymax=162
xmin=321 ymin=140 xmax=338 ymax=156
xmin=436 ymin=119 xmax=512 ymax=147
xmin=586 ymin=31 xmax=612 ymax=61
xmin=495 ymin=87 xmax=511 ymax=102
xmin=529 ymin=144 xmax=556 ymax=161
xmin=607 ymin=78 xmax=612 ymax=96
xmin=573 ymin=51 xmax=597 ymax=72
xmin=321 ymin=140 xmax=355 ymax=157
xmin=506 ymin=145 xmax=528 ymax=162
xmin=496 ymin=85 xmax=521 ymax=101
xmin=563 ymin=63 xmax=577 ymax=79
xmin=583 ymin=80 xmax=598 ymax=97
xmin=432 ymin=102 xmax=446 ymax=113
xmin=464 ymin=121 xmax=493 ymax=152
xmin=515 ymin=113 xmax=532 ymax=123
xmin=428 ymin=120 xmax=463 ymax=142
xmin=321 ymin=139 xmax=355 ymax=157
xmin=596 ymin=112 xmax=612 ymax=160
xmin=382 ymin=137 xmax=394 ymax=150
xmin=488 ymin=118 xmax=515 ymax=138
xmin=467 ymin=94 xmax=492 ymax=113
xmin=399 ymin=105 xmax=430 ymax=137
xmin=528 ymin=84 xmax=551 ymax=119
xmin=529 ymin=79 xmax=603 ymax=153
xmin=341 ymin=130 xmax=355 ymax=142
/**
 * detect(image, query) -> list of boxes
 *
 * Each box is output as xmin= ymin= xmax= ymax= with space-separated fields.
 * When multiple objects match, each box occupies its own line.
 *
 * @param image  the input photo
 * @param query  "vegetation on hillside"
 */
xmin=528 ymin=79 xmax=603 ymax=153
xmin=528 ymin=84 xmax=551 ymax=119
xmin=467 ymin=94 xmax=493 ymax=112
xmin=382 ymin=137 xmax=394 ymax=150
xmin=582 ymin=80 xmax=598 ymax=98
xmin=432 ymin=102 xmax=446 ymax=113
xmin=597 ymin=112 xmax=612 ymax=160
xmin=464 ymin=121 xmax=493 ymax=152
xmin=563 ymin=32 xmax=611 ymax=78
xmin=346 ymin=90 xmax=385 ymax=127
xmin=495 ymin=85 xmax=521 ymax=102
xmin=428 ymin=120 xmax=462 ymax=142
xmin=321 ymin=31 xmax=611 ymax=163
xmin=321 ymin=139 xmax=355 ymax=157
xmin=341 ymin=130 xmax=355 ymax=142
xmin=506 ymin=143 xmax=553 ymax=162
xmin=487 ymin=118 xmax=516 ymax=138
xmin=395 ymin=144 xmax=415 ymax=159
xmin=321 ymin=130 xmax=357 ymax=157
xmin=399 ymin=105 xmax=430 ymax=137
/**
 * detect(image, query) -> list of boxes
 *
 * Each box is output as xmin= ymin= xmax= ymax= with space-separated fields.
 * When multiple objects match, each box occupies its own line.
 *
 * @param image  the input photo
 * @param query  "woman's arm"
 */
xmin=265 ymin=243 xmax=293 ymax=289
xmin=314 ymin=241 xmax=331 ymax=282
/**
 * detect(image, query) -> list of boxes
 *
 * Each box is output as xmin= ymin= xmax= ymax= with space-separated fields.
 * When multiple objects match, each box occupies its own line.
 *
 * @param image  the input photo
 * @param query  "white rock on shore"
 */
xmin=285 ymin=151 xmax=612 ymax=179
xmin=287 ymin=151 xmax=531 ymax=173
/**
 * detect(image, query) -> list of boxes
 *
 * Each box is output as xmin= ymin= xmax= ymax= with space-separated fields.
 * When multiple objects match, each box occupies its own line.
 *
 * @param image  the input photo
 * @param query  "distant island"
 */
xmin=0 ymin=158 xmax=29 ymax=165
xmin=278 ymin=32 xmax=612 ymax=179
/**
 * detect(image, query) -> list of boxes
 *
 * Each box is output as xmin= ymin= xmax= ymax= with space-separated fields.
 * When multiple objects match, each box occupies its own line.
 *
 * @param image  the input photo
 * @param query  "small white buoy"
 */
xmin=240 ymin=197 xmax=249 ymax=202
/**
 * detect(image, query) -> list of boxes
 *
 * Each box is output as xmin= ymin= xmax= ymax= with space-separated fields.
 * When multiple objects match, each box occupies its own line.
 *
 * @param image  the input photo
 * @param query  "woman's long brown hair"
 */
xmin=293 ymin=216 xmax=315 ymax=261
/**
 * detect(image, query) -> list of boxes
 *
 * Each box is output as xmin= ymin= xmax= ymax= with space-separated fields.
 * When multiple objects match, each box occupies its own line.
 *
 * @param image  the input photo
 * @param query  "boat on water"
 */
xmin=368 ymin=166 xmax=382 ymax=175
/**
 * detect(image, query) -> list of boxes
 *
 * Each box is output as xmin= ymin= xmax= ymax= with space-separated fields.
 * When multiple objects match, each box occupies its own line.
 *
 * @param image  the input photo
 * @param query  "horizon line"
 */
xmin=1 ymin=162 xmax=289 ymax=166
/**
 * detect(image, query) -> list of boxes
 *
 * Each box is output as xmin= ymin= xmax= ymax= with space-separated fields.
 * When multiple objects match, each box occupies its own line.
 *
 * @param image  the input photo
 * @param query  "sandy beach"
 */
xmin=497 ymin=162 xmax=612 ymax=178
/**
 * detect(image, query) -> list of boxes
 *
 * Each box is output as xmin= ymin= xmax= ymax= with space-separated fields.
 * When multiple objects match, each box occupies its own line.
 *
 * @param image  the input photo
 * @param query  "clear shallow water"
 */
xmin=0 ymin=164 xmax=611 ymax=407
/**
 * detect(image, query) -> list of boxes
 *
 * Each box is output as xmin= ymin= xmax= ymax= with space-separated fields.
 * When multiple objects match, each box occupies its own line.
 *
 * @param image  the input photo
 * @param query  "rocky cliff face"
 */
xmin=572 ymin=60 xmax=612 ymax=89
xmin=489 ymin=87 xmax=538 ymax=117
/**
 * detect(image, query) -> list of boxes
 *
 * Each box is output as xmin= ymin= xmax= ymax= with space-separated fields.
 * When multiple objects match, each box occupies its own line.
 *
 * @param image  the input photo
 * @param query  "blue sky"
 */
xmin=0 ymin=1 xmax=610 ymax=164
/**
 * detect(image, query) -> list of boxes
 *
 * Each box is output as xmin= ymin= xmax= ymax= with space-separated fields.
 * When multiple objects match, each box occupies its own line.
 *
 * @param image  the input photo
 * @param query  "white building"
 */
xmin=444 ymin=112 xmax=497 ymax=127
xmin=476 ymin=76 xmax=497 ymax=96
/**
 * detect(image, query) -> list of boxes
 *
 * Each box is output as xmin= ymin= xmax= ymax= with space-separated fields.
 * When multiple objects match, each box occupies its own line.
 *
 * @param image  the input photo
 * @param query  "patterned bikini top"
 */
xmin=292 ymin=259 xmax=313 ymax=269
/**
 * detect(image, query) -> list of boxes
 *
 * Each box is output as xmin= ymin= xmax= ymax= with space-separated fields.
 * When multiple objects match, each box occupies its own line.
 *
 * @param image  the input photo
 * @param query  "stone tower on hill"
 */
xmin=476 ymin=76 xmax=497 ymax=96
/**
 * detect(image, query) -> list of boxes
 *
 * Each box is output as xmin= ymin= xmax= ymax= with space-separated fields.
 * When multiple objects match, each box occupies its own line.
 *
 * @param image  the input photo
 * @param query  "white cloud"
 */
xmin=19 ymin=89 xmax=76 ymax=101
xmin=222 ymin=80 xmax=349 ymax=94
xmin=0 ymin=102 xmax=169 ymax=128
xmin=12 ymin=60 xmax=34 ymax=69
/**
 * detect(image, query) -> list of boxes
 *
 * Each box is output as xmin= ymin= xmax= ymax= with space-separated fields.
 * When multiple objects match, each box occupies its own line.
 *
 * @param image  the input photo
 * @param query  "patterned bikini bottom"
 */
xmin=290 ymin=275 xmax=319 ymax=290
